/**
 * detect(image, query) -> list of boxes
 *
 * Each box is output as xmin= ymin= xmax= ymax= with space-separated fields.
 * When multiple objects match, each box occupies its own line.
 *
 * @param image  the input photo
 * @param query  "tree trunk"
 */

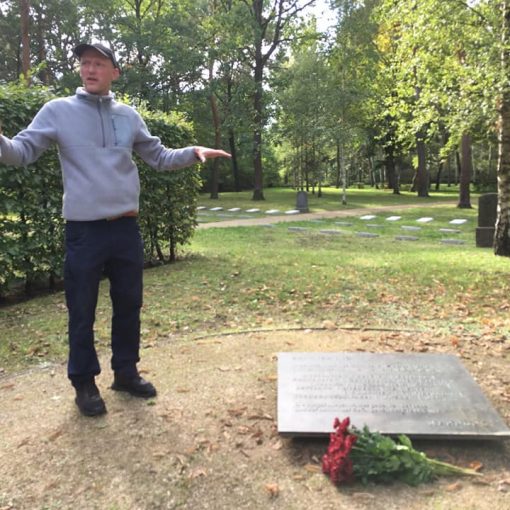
xmin=20 ymin=0 xmax=30 ymax=82
xmin=458 ymin=132 xmax=473 ymax=208
xmin=252 ymin=39 xmax=265 ymax=200
xmin=415 ymin=133 xmax=429 ymax=197
xmin=34 ymin=2 xmax=49 ymax=84
xmin=494 ymin=0 xmax=510 ymax=256
xmin=228 ymin=129 xmax=240 ymax=192
xmin=385 ymin=143 xmax=400 ymax=194
xmin=335 ymin=140 xmax=341 ymax=188
xmin=208 ymin=83 xmax=221 ymax=199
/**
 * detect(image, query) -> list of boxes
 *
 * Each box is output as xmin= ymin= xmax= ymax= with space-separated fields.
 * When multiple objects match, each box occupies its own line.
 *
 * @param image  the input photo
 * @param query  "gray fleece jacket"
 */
xmin=0 ymin=87 xmax=198 ymax=221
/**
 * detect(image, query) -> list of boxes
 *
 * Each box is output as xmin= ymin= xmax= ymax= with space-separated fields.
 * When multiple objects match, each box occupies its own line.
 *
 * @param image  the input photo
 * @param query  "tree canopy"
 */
xmin=1 ymin=0 xmax=509 ymax=254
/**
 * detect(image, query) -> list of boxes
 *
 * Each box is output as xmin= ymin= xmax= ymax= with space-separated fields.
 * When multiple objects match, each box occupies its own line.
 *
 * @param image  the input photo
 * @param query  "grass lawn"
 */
xmin=197 ymin=186 xmax=467 ymax=214
xmin=1 ymin=193 xmax=508 ymax=374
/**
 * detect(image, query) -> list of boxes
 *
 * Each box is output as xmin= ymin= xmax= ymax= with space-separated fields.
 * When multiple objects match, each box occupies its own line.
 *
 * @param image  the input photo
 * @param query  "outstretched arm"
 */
xmin=194 ymin=146 xmax=231 ymax=163
xmin=0 ymin=105 xmax=56 ymax=166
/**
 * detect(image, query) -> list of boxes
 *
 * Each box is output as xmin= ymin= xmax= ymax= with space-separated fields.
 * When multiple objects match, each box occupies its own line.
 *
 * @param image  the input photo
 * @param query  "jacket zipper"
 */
xmin=97 ymin=98 xmax=106 ymax=147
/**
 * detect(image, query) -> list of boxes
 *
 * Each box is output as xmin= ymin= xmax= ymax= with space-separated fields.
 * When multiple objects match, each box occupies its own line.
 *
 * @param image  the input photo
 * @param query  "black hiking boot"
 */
xmin=74 ymin=380 xmax=107 ymax=417
xmin=111 ymin=373 xmax=157 ymax=398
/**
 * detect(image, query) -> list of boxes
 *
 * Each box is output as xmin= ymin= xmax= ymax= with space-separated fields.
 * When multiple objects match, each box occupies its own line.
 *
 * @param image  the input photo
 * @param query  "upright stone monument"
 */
xmin=296 ymin=191 xmax=309 ymax=213
xmin=476 ymin=193 xmax=498 ymax=248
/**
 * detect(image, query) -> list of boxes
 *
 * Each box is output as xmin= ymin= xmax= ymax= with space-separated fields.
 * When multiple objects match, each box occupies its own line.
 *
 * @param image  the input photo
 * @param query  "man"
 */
xmin=0 ymin=42 xmax=231 ymax=417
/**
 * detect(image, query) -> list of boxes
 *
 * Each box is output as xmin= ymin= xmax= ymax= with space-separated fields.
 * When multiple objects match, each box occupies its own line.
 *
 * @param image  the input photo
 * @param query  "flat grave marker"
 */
xmin=395 ymin=235 xmax=419 ymax=241
xmin=210 ymin=207 xmax=223 ymax=211
xmin=356 ymin=232 xmax=379 ymax=238
xmin=335 ymin=221 xmax=353 ymax=227
xmin=401 ymin=226 xmax=422 ymax=231
xmin=441 ymin=239 xmax=466 ymax=245
xmin=439 ymin=228 xmax=461 ymax=234
xmin=386 ymin=216 xmax=402 ymax=221
xmin=277 ymin=352 xmax=510 ymax=439
xmin=285 ymin=209 xmax=300 ymax=215
xmin=450 ymin=219 xmax=468 ymax=225
xmin=320 ymin=229 xmax=345 ymax=235
xmin=360 ymin=215 xmax=376 ymax=220
xmin=417 ymin=217 xmax=434 ymax=223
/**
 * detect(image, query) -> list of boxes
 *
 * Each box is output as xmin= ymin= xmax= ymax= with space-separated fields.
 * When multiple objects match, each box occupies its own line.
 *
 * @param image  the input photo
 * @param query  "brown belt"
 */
xmin=106 ymin=210 xmax=138 ymax=221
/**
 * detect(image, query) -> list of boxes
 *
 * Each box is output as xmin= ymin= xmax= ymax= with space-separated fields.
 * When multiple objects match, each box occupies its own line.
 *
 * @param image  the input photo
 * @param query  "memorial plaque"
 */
xmin=277 ymin=352 xmax=510 ymax=439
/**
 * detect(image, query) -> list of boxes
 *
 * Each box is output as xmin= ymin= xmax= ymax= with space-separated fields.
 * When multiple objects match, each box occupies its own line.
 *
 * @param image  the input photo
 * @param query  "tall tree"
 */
xmin=20 ymin=0 xmax=30 ymax=80
xmin=495 ymin=0 xmax=510 ymax=255
xmin=243 ymin=0 xmax=314 ymax=200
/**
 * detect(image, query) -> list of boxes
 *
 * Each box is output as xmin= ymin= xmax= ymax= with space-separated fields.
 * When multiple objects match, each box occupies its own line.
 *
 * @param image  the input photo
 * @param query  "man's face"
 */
xmin=79 ymin=48 xmax=119 ymax=96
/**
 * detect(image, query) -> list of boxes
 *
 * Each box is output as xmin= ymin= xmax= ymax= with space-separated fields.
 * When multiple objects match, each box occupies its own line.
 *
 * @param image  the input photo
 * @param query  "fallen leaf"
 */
xmin=264 ymin=483 xmax=279 ymax=498
xmin=17 ymin=437 xmax=30 ymax=448
xmin=228 ymin=407 xmax=247 ymax=417
xmin=304 ymin=464 xmax=321 ymax=474
xmin=248 ymin=413 xmax=273 ymax=421
xmin=258 ymin=375 xmax=277 ymax=383
xmin=322 ymin=320 xmax=337 ymax=330
xmin=469 ymin=461 xmax=484 ymax=472
xmin=445 ymin=482 xmax=462 ymax=492
xmin=352 ymin=492 xmax=376 ymax=500
xmin=188 ymin=468 xmax=208 ymax=480
xmin=271 ymin=440 xmax=283 ymax=450
xmin=48 ymin=429 xmax=63 ymax=442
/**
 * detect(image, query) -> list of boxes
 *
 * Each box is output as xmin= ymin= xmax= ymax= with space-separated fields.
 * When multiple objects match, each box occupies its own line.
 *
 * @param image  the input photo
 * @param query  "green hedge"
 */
xmin=0 ymin=83 xmax=200 ymax=298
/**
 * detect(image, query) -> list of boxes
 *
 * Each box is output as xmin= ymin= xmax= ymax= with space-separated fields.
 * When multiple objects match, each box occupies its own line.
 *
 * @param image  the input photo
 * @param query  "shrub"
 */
xmin=0 ymin=84 xmax=200 ymax=298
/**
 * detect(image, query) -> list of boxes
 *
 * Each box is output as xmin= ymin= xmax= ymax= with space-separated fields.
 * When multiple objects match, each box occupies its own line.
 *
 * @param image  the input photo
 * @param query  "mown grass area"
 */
xmin=1 ymin=199 xmax=508 ymax=374
xmin=197 ymin=186 xmax=467 ymax=214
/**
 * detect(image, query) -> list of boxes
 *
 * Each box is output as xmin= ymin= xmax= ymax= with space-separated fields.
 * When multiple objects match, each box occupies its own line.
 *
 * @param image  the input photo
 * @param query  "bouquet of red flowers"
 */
xmin=322 ymin=417 xmax=482 ymax=486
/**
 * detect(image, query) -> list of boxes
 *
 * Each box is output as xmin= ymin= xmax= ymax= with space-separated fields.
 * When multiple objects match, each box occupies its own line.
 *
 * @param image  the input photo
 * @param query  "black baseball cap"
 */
xmin=74 ymin=43 xmax=119 ymax=69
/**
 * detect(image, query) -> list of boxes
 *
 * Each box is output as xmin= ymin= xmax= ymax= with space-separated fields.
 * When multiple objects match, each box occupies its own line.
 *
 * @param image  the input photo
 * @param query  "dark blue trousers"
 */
xmin=64 ymin=217 xmax=144 ymax=387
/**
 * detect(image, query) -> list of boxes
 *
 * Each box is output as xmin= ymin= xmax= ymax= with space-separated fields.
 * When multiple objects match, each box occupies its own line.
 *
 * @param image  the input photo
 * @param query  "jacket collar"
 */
xmin=76 ymin=87 xmax=115 ymax=103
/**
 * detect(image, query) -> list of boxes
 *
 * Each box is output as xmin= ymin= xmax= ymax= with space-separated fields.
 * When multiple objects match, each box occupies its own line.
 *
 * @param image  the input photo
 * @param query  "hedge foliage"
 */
xmin=0 ymin=83 xmax=200 ymax=298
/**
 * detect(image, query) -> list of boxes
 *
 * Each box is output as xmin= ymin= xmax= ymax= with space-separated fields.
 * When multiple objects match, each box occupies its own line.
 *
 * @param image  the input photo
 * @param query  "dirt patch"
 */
xmin=1 ymin=329 xmax=509 ymax=510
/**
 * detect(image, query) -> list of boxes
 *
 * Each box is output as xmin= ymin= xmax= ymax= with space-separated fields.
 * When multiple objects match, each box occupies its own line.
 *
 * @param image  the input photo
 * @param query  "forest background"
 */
xmin=1 ymin=0 xmax=510 ymax=255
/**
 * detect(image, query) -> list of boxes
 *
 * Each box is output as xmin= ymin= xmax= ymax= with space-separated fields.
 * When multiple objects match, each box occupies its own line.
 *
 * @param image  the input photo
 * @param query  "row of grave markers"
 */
xmin=197 ymin=207 xmax=470 ymax=244
xmin=286 ymin=215 xmax=469 ymax=245
xmin=197 ymin=206 xmax=300 ymax=215
xmin=197 ymin=206 xmax=469 ymax=226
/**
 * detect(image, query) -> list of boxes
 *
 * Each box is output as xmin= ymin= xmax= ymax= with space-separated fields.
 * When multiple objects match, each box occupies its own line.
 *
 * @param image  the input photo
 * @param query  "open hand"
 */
xmin=194 ymin=147 xmax=231 ymax=163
